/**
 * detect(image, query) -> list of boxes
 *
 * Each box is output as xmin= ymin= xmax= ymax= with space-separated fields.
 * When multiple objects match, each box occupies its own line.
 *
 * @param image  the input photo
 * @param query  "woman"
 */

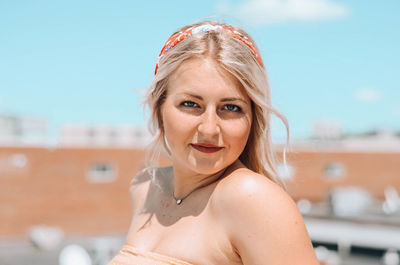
xmin=109 ymin=22 xmax=319 ymax=265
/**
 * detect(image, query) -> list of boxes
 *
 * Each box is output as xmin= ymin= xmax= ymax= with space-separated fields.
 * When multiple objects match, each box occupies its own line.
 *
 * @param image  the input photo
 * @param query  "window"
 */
xmin=0 ymin=153 xmax=28 ymax=173
xmin=87 ymin=162 xmax=117 ymax=183
xmin=323 ymin=162 xmax=346 ymax=180
xmin=10 ymin=154 xmax=27 ymax=168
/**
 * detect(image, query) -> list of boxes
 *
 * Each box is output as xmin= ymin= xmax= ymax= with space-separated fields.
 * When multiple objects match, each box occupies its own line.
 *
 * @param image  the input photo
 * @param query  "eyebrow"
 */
xmin=179 ymin=93 xmax=249 ymax=104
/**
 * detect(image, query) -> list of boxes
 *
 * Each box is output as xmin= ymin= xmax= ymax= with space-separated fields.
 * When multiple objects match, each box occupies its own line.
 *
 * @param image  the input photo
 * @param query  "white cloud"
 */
xmin=355 ymin=88 xmax=383 ymax=103
xmin=217 ymin=0 xmax=350 ymax=25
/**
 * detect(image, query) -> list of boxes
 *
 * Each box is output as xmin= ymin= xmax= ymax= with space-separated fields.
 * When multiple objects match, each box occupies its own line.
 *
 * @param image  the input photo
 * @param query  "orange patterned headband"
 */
xmin=154 ymin=24 xmax=264 ymax=75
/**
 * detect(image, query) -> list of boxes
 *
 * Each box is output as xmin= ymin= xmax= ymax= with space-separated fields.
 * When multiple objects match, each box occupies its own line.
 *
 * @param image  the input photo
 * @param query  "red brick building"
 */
xmin=1 ymin=145 xmax=399 ymax=237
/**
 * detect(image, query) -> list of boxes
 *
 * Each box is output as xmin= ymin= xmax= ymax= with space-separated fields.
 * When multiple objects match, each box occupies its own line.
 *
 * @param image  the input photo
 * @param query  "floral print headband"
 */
xmin=154 ymin=23 xmax=264 ymax=75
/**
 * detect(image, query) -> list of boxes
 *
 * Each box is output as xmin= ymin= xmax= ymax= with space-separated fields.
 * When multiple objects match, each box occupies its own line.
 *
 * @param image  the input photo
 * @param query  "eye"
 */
xmin=180 ymin=101 xmax=199 ymax=108
xmin=223 ymin=104 xmax=242 ymax=113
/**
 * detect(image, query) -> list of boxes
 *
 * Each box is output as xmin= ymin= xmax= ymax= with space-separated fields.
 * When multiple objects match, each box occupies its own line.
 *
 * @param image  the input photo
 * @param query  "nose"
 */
xmin=197 ymin=108 xmax=220 ymax=137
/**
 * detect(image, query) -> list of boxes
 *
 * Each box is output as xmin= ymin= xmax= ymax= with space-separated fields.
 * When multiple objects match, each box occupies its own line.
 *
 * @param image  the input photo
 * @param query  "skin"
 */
xmin=125 ymin=58 xmax=319 ymax=265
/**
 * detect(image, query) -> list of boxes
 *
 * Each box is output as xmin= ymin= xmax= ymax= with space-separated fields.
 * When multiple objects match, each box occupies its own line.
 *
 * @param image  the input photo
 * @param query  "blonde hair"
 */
xmin=144 ymin=21 xmax=289 ymax=187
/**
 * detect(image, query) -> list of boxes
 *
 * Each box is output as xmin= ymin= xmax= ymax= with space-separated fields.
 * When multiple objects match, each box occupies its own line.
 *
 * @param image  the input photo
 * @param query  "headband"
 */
xmin=154 ymin=24 xmax=264 ymax=75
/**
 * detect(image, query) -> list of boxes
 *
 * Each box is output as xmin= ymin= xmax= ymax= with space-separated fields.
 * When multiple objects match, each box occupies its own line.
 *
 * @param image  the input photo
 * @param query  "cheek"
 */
xmin=223 ymin=117 xmax=252 ymax=150
xmin=162 ymin=107 xmax=195 ymax=145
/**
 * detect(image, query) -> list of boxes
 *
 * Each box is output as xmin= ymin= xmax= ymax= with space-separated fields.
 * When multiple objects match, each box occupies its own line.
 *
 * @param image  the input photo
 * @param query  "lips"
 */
xmin=190 ymin=143 xmax=224 ymax=153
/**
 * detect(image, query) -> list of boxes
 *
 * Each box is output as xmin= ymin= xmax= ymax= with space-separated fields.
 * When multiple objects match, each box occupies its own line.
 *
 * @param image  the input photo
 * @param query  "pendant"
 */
xmin=176 ymin=199 xmax=182 ymax=205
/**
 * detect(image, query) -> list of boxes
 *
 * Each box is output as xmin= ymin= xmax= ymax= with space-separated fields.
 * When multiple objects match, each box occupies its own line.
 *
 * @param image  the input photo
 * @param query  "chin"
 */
xmin=187 ymin=157 xmax=231 ymax=175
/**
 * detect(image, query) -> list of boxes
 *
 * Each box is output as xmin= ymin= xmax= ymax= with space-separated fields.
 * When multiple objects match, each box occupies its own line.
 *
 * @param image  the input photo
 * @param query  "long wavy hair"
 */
xmin=144 ymin=21 xmax=289 ymax=187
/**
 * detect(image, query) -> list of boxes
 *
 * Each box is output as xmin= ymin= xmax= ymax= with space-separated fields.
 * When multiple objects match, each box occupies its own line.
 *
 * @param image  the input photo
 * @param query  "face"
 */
xmin=161 ymin=58 xmax=252 ymax=176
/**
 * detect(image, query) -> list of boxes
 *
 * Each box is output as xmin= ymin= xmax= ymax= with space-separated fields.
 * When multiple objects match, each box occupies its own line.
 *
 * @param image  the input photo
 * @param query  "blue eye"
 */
xmin=224 ymin=104 xmax=242 ymax=112
xmin=181 ymin=101 xmax=198 ymax=108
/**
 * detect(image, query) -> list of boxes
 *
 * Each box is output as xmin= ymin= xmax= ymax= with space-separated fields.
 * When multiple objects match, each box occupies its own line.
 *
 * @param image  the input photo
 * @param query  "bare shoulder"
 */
xmin=213 ymin=167 xmax=295 ymax=220
xmin=212 ymin=167 xmax=318 ymax=265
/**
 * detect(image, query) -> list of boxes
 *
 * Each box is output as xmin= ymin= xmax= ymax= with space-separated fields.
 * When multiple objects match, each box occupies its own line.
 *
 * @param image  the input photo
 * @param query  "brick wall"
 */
xmin=1 ymin=147 xmax=399 ymax=236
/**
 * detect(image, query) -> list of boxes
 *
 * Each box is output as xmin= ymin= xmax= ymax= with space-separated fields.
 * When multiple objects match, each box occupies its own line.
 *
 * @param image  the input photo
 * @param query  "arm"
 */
xmin=125 ymin=169 xmax=152 ymax=245
xmin=128 ymin=169 xmax=152 ymax=214
xmin=217 ymin=172 xmax=319 ymax=265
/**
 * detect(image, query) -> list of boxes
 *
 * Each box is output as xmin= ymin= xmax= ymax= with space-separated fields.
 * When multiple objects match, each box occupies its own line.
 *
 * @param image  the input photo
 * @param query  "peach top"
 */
xmin=108 ymin=244 xmax=194 ymax=265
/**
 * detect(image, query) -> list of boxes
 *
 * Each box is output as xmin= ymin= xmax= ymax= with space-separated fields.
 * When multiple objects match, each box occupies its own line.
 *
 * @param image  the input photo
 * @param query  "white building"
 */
xmin=0 ymin=114 xmax=47 ymax=145
xmin=58 ymin=124 xmax=151 ymax=148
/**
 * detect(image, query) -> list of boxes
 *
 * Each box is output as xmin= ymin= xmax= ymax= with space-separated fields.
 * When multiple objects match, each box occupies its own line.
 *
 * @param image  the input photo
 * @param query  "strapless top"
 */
xmin=108 ymin=244 xmax=194 ymax=265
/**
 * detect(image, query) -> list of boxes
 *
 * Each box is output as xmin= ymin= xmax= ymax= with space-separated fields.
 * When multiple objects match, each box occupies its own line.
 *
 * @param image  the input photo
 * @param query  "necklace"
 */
xmin=173 ymin=167 xmax=228 ymax=205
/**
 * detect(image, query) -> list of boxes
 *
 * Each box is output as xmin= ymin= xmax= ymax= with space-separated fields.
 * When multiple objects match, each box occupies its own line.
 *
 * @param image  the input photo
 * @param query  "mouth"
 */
xmin=190 ymin=143 xmax=224 ymax=153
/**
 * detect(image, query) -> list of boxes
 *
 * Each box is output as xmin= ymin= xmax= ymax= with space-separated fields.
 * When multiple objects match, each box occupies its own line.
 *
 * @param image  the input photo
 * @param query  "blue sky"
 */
xmin=1 ymin=0 xmax=399 ymax=141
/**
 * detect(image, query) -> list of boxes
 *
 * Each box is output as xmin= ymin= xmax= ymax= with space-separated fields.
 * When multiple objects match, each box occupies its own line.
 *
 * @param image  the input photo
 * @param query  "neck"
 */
xmin=172 ymin=165 xmax=229 ymax=203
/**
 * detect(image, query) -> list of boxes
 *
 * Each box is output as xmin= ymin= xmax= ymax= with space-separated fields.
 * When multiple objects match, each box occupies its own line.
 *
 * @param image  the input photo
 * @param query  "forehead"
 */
xmin=167 ymin=58 xmax=249 ymax=99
